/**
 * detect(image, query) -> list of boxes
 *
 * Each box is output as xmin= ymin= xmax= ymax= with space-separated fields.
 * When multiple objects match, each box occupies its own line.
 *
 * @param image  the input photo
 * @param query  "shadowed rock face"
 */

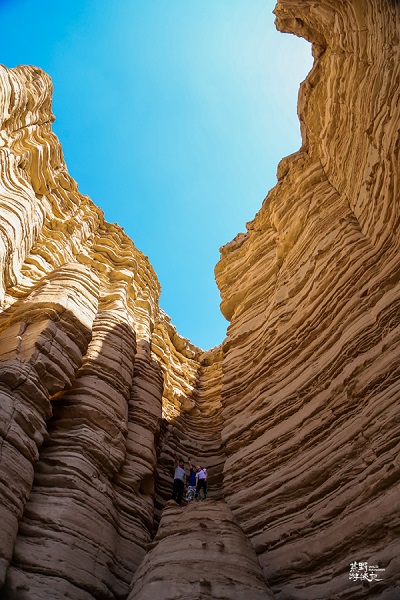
xmin=128 ymin=500 xmax=275 ymax=600
xmin=0 ymin=1 xmax=399 ymax=599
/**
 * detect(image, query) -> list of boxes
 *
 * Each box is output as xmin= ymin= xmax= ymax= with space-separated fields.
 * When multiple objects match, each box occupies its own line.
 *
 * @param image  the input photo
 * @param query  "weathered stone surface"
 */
xmin=0 ymin=62 xmax=196 ymax=598
xmin=154 ymin=341 xmax=225 ymax=521
xmin=0 ymin=0 xmax=400 ymax=598
xmin=215 ymin=1 xmax=400 ymax=598
xmin=128 ymin=500 xmax=275 ymax=600
xmin=0 ymin=263 xmax=99 ymax=588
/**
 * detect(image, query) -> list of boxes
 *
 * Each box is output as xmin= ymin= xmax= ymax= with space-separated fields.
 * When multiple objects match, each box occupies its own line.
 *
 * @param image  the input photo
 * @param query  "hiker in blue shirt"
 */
xmin=186 ymin=457 xmax=197 ymax=502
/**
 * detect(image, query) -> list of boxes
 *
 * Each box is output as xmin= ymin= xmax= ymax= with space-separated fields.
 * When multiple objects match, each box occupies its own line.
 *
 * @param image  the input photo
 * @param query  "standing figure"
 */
xmin=171 ymin=453 xmax=186 ymax=505
xmin=186 ymin=457 xmax=197 ymax=502
xmin=203 ymin=467 xmax=208 ymax=499
xmin=195 ymin=465 xmax=208 ymax=501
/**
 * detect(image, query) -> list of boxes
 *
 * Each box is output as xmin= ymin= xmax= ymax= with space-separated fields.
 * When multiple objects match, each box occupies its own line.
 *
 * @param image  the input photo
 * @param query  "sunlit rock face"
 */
xmin=215 ymin=0 xmax=400 ymax=598
xmin=0 ymin=0 xmax=399 ymax=598
xmin=0 ymin=64 xmax=221 ymax=598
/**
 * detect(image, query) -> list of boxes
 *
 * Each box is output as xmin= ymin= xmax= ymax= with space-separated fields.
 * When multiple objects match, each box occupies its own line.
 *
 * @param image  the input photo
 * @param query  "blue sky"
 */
xmin=0 ymin=0 xmax=312 ymax=349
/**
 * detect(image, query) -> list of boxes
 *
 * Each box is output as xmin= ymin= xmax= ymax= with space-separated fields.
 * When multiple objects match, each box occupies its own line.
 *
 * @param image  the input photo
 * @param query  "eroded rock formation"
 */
xmin=128 ymin=500 xmax=275 ymax=600
xmin=0 ymin=1 xmax=399 ymax=599
xmin=215 ymin=1 xmax=400 ymax=598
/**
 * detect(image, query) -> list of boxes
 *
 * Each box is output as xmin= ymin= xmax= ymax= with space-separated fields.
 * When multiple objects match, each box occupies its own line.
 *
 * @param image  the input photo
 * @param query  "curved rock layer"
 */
xmin=216 ymin=0 xmax=400 ymax=598
xmin=128 ymin=500 xmax=275 ymax=600
xmin=0 ymin=64 xmax=220 ymax=598
xmin=154 ymin=343 xmax=225 ymax=523
xmin=0 ymin=0 xmax=399 ymax=599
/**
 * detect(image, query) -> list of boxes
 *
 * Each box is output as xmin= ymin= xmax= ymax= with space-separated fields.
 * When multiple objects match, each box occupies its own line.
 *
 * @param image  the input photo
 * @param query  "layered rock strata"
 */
xmin=128 ymin=500 xmax=275 ymax=600
xmin=215 ymin=0 xmax=400 ymax=598
xmin=154 ymin=343 xmax=225 ymax=521
xmin=0 ymin=0 xmax=400 ymax=598
xmin=0 ymin=64 xmax=223 ymax=598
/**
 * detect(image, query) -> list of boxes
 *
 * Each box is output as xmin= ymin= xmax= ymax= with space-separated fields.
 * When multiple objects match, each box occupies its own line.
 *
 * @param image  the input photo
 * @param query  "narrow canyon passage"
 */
xmin=0 ymin=0 xmax=400 ymax=598
xmin=153 ymin=345 xmax=225 ymax=519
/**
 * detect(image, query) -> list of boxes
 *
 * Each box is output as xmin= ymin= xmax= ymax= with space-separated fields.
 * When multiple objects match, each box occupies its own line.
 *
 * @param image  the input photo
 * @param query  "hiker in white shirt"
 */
xmin=195 ymin=465 xmax=208 ymax=501
xmin=171 ymin=453 xmax=186 ymax=505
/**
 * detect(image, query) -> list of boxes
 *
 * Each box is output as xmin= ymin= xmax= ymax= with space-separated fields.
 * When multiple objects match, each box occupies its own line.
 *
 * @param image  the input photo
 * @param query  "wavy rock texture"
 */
xmin=0 ymin=0 xmax=400 ymax=599
xmin=0 ymin=64 xmax=218 ymax=599
xmin=154 ymin=341 xmax=225 ymax=521
xmin=215 ymin=1 xmax=400 ymax=598
xmin=128 ymin=500 xmax=275 ymax=600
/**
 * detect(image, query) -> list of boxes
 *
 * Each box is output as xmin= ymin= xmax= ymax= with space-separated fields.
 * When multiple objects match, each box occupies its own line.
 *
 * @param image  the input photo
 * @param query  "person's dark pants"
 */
xmin=195 ymin=478 xmax=207 ymax=500
xmin=172 ymin=478 xmax=184 ymax=504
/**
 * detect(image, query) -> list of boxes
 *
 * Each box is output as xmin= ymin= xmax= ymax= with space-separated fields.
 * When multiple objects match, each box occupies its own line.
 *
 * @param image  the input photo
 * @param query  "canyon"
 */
xmin=0 ymin=0 xmax=399 ymax=599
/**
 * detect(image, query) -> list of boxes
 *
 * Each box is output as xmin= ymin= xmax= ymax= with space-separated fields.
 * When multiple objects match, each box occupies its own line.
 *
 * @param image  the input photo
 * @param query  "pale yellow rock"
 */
xmin=0 ymin=59 xmax=199 ymax=598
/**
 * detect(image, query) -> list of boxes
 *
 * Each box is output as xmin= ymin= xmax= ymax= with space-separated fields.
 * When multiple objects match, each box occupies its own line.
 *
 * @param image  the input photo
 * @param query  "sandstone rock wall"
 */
xmin=154 ymin=341 xmax=225 ymax=520
xmin=128 ymin=500 xmax=275 ymax=600
xmin=215 ymin=1 xmax=400 ymax=598
xmin=1 ymin=0 xmax=400 ymax=598
xmin=0 ymin=63 xmax=222 ymax=598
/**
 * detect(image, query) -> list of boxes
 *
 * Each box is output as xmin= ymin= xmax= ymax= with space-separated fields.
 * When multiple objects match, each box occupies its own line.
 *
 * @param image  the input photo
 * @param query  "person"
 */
xmin=203 ymin=467 xmax=208 ymax=499
xmin=171 ymin=453 xmax=186 ymax=505
xmin=195 ymin=464 xmax=208 ymax=501
xmin=186 ymin=457 xmax=197 ymax=502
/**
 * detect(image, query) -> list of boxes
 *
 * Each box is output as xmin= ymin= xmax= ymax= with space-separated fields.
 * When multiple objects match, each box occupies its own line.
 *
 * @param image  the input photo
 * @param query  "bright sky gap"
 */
xmin=0 ymin=0 xmax=313 ymax=349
